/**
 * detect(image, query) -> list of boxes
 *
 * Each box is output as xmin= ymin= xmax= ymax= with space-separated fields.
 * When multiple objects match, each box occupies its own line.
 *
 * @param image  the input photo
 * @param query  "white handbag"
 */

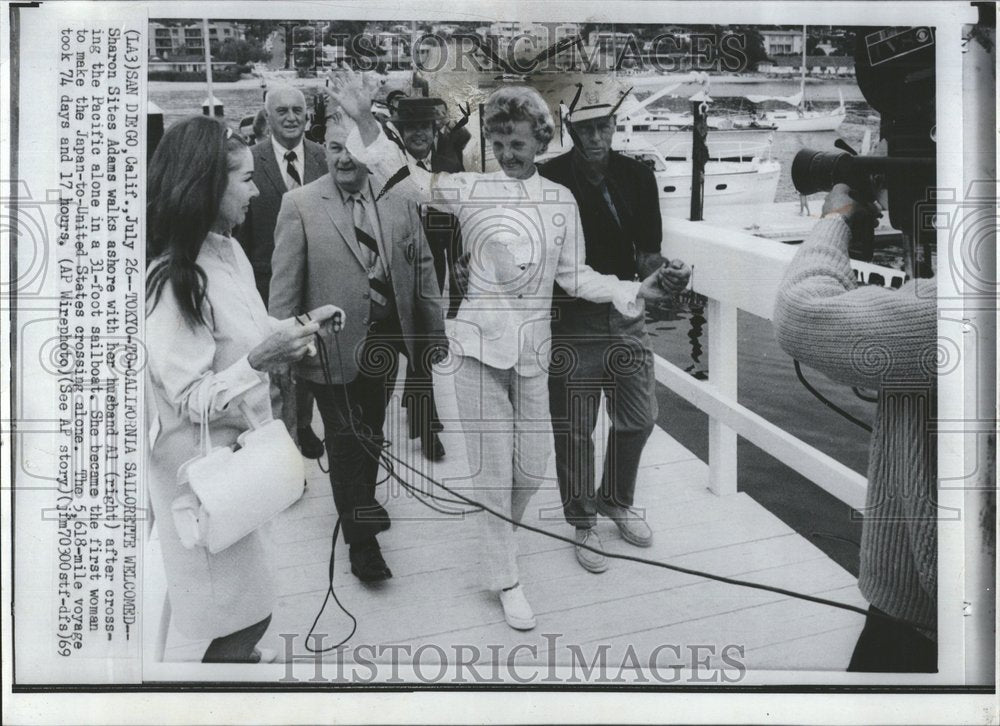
xmin=171 ymin=397 xmax=305 ymax=554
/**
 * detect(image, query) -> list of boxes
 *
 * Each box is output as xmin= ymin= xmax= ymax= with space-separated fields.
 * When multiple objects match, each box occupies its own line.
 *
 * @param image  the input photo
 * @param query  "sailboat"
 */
xmin=752 ymin=89 xmax=846 ymax=132
xmin=530 ymin=107 xmax=782 ymax=221
xmin=613 ymin=77 xmax=777 ymax=161
xmin=751 ymin=26 xmax=846 ymax=132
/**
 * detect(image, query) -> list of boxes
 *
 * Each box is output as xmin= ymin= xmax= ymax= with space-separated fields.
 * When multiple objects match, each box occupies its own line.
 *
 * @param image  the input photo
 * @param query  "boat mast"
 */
xmin=799 ymin=25 xmax=807 ymax=112
xmin=203 ymin=18 xmax=216 ymax=115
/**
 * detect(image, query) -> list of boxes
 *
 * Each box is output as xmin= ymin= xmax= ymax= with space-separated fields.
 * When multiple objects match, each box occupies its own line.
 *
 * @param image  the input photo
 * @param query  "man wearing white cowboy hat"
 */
xmin=539 ymin=85 xmax=691 ymax=573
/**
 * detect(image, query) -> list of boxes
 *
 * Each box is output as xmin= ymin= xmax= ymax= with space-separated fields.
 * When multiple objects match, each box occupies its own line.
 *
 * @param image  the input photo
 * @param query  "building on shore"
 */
xmin=757 ymin=55 xmax=855 ymax=77
xmin=148 ymin=20 xmax=244 ymax=60
xmin=759 ymin=28 xmax=804 ymax=56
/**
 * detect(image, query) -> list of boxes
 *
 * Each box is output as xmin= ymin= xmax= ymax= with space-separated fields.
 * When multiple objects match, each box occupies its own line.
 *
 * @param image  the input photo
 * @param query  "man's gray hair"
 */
xmin=264 ymin=84 xmax=306 ymax=111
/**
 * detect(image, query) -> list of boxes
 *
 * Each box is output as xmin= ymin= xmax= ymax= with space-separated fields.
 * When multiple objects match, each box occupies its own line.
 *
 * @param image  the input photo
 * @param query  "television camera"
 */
xmin=791 ymin=27 xmax=936 ymax=270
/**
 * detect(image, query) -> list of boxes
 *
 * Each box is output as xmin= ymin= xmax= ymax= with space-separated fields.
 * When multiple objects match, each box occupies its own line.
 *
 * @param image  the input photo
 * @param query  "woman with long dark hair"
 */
xmin=145 ymin=116 xmax=341 ymax=662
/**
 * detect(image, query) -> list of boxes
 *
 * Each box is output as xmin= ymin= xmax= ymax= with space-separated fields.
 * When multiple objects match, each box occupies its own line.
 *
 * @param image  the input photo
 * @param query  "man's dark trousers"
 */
xmin=305 ymin=321 xmax=399 ymax=544
xmin=548 ymin=306 xmax=657 ymax=528
xmin=539 ymin=147 xmax=663 ymax=529
xmin=399 ymin=147 xmax=465 ymax=440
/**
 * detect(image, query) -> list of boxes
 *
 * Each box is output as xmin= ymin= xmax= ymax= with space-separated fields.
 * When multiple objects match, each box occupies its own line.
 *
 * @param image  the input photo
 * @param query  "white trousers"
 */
xmin=453 ymin=356 xmax=551 ymax=592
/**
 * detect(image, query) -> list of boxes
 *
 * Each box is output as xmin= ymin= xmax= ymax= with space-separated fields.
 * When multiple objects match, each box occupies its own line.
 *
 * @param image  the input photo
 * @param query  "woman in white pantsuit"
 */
xmin=333 ymin=75 xmax=688 ymax=629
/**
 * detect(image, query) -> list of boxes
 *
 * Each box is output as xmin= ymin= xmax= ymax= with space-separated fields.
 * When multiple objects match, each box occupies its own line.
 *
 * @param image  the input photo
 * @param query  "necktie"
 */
xmin=416 ymin=159 xmax=429 ymax=171
xmin=351 ymin=194 xmax=391 ymax=309
xmin=284 ymin=150 xmax=302 ymax=188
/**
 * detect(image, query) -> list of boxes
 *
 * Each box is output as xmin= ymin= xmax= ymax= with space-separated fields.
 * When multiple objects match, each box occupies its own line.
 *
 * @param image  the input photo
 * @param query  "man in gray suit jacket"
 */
xmin=269 ymin=114 xmax=446 ymax=582
xmin=236 ymin=85 xmax=328 ymax=458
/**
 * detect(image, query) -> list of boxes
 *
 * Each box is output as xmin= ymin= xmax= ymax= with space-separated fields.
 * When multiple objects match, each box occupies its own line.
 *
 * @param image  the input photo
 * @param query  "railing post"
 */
xmin=707 ymin=298 xmax=738 ymax=496
xmin=689 ymin=98 xmax=708 ymax=221
xmin=961 ymin=16 xmax=996 ymax=686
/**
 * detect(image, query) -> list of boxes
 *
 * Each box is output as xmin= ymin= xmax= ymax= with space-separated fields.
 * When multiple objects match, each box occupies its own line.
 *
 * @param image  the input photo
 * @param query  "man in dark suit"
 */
xmin=538 ymin=93 xmax=689 ymax=573
xmin=236 ymin=85 xmax=328 ymax=458
xmin=384 ymin=97 xmax=470 ymax=461
xmin=390 ymin=97 xmax=469 ymax=308
xmin=269 ymin=113 xmax=446 ymax=582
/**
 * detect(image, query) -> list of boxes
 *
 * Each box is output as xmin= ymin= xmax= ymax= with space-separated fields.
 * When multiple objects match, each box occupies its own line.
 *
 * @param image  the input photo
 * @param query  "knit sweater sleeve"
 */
xmin=772 ymin=216 xmax=937 ymax=390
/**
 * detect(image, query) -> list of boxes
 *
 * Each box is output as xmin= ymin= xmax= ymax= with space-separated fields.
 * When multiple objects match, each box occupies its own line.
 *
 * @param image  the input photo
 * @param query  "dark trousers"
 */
xmin=305 ymin=346 xmax=391 ymax=546
xmin=254 ymin=272 xmax=319 ymax=439
xmin=423 ymin=208 xmax=464 ymax=320
xmin=399 ymin=346 xmax=442 ymax=439
xmin=847 ymin=606 xmax=937 ymax=672
xmin=273 ymin=369 xmax=320 ymax=447
xmin=202 ymin=614 xmax=272 ymax=663
xmin=400 ymin=210 xmax=457 ymax=436
xmin=549 ymin=318 xmax=657 ymax=529
xmin=296 ymin=380 xmax=317 ymax=430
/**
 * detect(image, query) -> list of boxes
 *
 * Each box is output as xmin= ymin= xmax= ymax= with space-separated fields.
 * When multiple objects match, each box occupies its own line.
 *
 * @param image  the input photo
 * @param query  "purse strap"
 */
xmin=198 ymin=386 xmax=214 ymax=457
xmin=196 ymin=380 xmax=271 ymax=458
xmin=237 ymin=398 xmax=268 ymax=431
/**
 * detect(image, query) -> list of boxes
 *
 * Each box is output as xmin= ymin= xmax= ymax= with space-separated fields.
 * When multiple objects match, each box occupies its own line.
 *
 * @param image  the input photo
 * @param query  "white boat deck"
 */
xmin=151 ymin=371 xmax=867 ymax=675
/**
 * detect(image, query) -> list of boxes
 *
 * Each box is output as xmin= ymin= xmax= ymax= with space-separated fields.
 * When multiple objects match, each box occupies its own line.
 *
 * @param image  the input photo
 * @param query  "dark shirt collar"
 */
xmin=570 ymin=147 xmax=613 ymax=187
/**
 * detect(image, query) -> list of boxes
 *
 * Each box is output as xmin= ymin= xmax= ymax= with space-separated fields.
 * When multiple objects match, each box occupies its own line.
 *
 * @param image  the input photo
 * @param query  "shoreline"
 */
xmin=149 ymin=73 xmax=862 ymax=92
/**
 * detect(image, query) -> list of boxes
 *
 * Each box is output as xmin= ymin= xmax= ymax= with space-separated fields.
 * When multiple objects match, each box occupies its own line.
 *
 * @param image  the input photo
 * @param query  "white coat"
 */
xmin=145 ymin=233 xmax=277 ymax=641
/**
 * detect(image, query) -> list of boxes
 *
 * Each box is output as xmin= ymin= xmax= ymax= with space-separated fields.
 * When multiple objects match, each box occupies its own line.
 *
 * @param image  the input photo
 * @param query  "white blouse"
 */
xmin=348 ymin=127 xmax=643 ymax=376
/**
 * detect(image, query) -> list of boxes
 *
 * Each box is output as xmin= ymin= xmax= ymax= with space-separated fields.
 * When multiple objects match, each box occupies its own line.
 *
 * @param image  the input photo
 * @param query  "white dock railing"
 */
xmin=658 ymin=217 xmax=869 ymax=511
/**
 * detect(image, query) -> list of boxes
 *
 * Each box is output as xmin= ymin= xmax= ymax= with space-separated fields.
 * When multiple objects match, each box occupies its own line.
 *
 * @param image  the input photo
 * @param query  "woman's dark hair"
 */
xmin=146 ymin=116 xmax=248 ymax=327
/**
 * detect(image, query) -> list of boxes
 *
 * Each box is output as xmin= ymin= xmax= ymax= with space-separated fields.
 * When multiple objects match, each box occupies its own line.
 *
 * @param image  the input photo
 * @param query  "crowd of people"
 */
xmin=144 ymin=71 xmax=937 ymax=672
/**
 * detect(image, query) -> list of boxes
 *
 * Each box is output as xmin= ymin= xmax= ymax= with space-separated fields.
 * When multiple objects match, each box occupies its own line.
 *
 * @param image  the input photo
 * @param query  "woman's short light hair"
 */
xmin=483 ymin=86 xmax=554 ymax=151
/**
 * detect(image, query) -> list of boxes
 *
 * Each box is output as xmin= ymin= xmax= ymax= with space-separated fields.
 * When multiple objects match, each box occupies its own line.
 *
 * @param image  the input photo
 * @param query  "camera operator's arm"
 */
xmin=773 ymin=185 xmax=937 ymax=391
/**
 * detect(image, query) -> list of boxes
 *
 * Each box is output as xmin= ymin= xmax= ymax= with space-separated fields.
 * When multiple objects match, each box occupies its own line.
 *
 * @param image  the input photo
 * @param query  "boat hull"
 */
xmin=633 ymin=127 xmax=775 ymax=161
xmin=765 ymin=107 xmax=847 ymax=132
xmin=652 ymin=160 xmax=782 ymax=218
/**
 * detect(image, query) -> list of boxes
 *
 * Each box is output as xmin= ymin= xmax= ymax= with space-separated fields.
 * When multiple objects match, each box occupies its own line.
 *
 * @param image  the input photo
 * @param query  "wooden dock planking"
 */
xmin=158 ymin=376 xmax=866 ymax=672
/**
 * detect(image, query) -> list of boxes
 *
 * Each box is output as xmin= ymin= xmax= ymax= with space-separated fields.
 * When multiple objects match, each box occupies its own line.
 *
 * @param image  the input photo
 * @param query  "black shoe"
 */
xmin=349 ymin=540 xmax=392 ymax=582
xmin=297 ymin=425 xmax=324 ymax=459
xmin=357 ymin=501 xmax=391 ymax=532
xmin=421 ymin=432 xmax=445 ymax=462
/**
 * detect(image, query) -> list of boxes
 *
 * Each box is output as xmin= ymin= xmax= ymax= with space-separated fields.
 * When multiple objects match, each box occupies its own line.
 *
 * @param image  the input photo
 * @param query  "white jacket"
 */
xmin=348 ymin=128 xmax=643 ymax=376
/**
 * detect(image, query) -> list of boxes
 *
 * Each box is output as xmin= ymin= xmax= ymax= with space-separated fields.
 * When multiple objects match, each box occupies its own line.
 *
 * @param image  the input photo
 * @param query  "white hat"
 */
xmin=566 ymin=84 xmax=632 ymax=123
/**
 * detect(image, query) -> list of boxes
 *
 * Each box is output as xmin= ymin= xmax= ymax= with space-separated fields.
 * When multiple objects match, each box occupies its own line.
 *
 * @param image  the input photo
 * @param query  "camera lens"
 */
xmin=791 ymin=150 xmax=852 ymax=196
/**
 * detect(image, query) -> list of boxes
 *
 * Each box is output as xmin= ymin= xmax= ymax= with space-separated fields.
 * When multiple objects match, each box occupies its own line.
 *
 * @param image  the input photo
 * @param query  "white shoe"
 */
xmin=574 ymin=527 xmax=609 ymax=573
xmin=499 ymin=584 xmax=537 ymax=630
xmin=596 ymin=501 xmax=654 ymax=547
